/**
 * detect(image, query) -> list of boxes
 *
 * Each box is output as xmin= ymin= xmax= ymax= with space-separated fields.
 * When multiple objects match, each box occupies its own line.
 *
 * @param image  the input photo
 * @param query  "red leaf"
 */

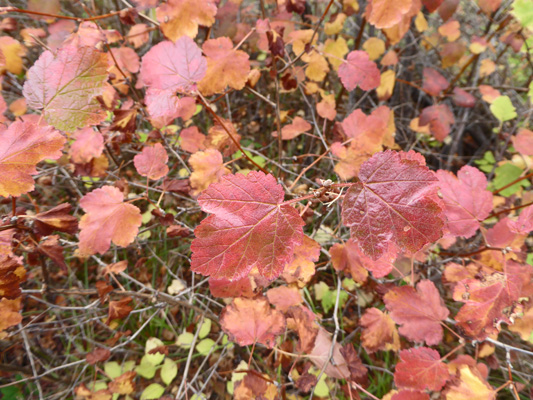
xmin=394 ymin=347 xmax=450 ymax=391
xmin=423 ymin=0 xmax=444 ymax=12
xmin=191 ymin=171 xmax=305 ymax=281
xmin=78 ymin=186 xmax=142 ymax=256
xmin=0 ymin=121 xmax=65 ymax=198
xmin=452 ymin=87 xmax=476 ymax=108
xmin=384 ymin=279 xmax=449 ymax=345
xmin=422 ymin=67 xmax=448 ymax=96
xmin=23 ymin=45 xmax=109 ymax=131
xmin=341 ymin=150 xmax=444 ymax=260
xmin=436 ymin=166 xmax=493 ymax=238
xmin=133 ymin=143 xmax=169 ymax=180
xmin=208 ymin=276 xmax=255 ymax=298
xmin=419 ymin=104 xmax=455 ymax=141
xmin=338 ymin=51 xmax=380 ymax=91
xmin=219 ymin=296 xmax=286 ymax=348
xmin=508 ymin=205 xmax=533 ymax=234
xmin=391 ymin=390 xmax=430 ymax=400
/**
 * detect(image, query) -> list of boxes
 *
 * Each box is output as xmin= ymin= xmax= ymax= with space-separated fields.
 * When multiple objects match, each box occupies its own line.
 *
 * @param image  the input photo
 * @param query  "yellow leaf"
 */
xmin=415 ymin=12 xmax=428 ymax=32
xmin=303 ymin=51 xmax=329 ymax=82
xmin=363 ymin=37 xmax=386 ymax=60
xmin=376 ymin=70 xmax=396 ymax=101
xmin=324 ymin=37 xmax=349 ymax=70
xmin=0 ymin=37 xmax=26 ymax=75
xmin=324 ymin=13 xmax=347 ymax=35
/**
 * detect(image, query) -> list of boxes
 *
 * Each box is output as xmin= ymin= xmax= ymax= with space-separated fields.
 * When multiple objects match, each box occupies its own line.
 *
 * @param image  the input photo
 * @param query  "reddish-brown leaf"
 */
xmin=341 ymin=150 xmax=444 ymax=260
xmin=220 ymin=296 xmax=286 ymax=348
xmin=391 ymin=390 xmax=430 ymax=400
xmin=23 ymin=45 xmax=109 ymax=131
xmin=191 ymin=171 xmax=305 ymax=282
xmin=208 ymin=276 xmax=255 ymax=298
xmin=0 ymin=121 xmax=65 ymax=198
xmin=384 ymin=279 xmax=449 ymax=345
xmin=340 ymin=343 xmax=368 ymax=382
xmin=33 ymin=203 xmax=78 ymax=236
xmin=422 ymin=67 xmax=448 ymax=96
xmin=419 ymin=104 xmax=455 ymax=141
xmin=287 ymin=305 xmax=319 ymax=353
xmin=107 ymin=297 xmax=133 ymax=324
xmin=436 ymin=166 xmax=493 ymax=238
xmin=452 ymin=87 xmax=476 ymax=108
xmin=78 ymin=186 xmax=142 ymax=256
xmin=309 ymin=327 xmax=350 ymax=379
xmin=0 ymin=297 xmax=22 ymax=333
xmin=338 ymin=51 xmax=381 ymax=91
xmin=0 ymin=255 xmax=26 ymax=299
xmin=133 ymin=143 xmax=169 ymax=180
xmin=86 ymin=348 xmax=111 ymax=365
xmin=37 ymin=235 xmax=67 ymax=271
xmin=394 ymin=347 xmax=450 ymax=391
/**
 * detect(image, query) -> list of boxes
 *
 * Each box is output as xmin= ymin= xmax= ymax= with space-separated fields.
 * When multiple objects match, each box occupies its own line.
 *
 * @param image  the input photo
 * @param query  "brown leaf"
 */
xmin=33 ymin=203 xmax=78 ymax=236
xmin=86 ymin=348 xmax=111 ymax=365
xmin=106 ymin=297 xmax=133 ymax=324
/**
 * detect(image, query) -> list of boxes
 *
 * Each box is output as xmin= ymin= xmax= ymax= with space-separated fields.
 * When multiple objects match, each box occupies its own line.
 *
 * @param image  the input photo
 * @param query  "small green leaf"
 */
xmin=104 ymin=361 xmax=122 ymax=379
xmin=160 ymin=358 xmax=178 ymax=386
xmin=492 ymin=163 xmax=530 ymax=197
xmin=512 ymin=0 xmax=533 ymax=28
xmin=144 ymin=337 xmax=165 ymax=366
xmin=140 ymin=383 xmax=165 ymax=400
xmin=176 ymin=332 xmax=194 ymax=349
xmin=198 ymin=319 xmax=212 ymax=339
xmin=135 ymin=357 xmax=157 ymax=379
xmin=490 ymin=96 xmax=517 ymax=122
xmin=196 ymin=338 xmax=216 ymax=356
xmin=526 ymin=253 xmax=533 ymax=266
xmin=313 ymin=281 xmax=329 ymax=301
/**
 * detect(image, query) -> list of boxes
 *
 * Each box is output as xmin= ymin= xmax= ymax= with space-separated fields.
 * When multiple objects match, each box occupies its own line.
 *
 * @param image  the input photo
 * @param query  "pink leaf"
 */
xmin=133 ymin=143 xmax=169 ymax=180
xmin=338 ymin=51 xmax=380 ymax=91
xmin=419 ymin=104 xmax=455 ymax=142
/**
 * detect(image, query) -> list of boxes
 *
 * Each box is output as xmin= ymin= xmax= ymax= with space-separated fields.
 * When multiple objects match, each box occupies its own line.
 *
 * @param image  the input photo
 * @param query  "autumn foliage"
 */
xmin=0 ymin=0 xmax=532 ymax=399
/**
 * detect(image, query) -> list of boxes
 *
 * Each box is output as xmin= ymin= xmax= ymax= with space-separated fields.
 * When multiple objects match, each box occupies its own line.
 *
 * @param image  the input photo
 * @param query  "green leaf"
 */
xmin=140 ymin=383 xmax=165 ymax=400
xmin=104 ymin=361 xmax=122 ymax=379
xmin=176 ymin=332 xmax=194 ymax=349
xmin=144 ymin=337 xmax=165 ymax=366
xmin=526 ymin=253 xmax=533 ymax=266
xmin=198 ymin=318 xmax=212 ymax=339
xmin=160 ymin=358 xmax=178 ymax=386
xmin=492 ymin=163 xmax=530 ymax=197
xmin=135 ymin=357 xmax=157 ymax=379
xmin=512 ymin=0 xmax=533 ymax=28
xmin=196 ymin=338 xmax=216 ymax=356
xmin=490 ymin=96 xmax=517 ymax=122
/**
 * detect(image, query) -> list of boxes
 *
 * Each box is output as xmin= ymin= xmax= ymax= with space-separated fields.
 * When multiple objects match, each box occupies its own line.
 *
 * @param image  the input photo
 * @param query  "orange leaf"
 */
xmin=156 ymin=0 xmax=217 ymax=41
xmin=78 ymin=186 xmax=142 ymax=256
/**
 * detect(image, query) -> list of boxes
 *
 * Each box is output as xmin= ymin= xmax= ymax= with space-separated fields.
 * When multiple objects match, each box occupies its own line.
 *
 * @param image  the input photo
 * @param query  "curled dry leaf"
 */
xmin=78 ymin=186 xmax=142 ymax=256
xmin=191 ymin=171 xmax=304 ymax=282
xmin=220 ymin=296 xmax=286 ymax=348
xmin=32 ymin=203 xmax=78 ymax=236
xmin=360 ymin=307 xmax=400 ymax=353
xmin=106 ymin=297 xmax=133 ymax=325
xmin=0 ymin=121 xmax=65 ymax=198
xmin=0 ymin=255 xmax=26 ymax=299
xmin=384 ymin=279 xmax=449 ymax=345
xmin=133 ymin=143 xmax=169 ymax=181
xmin=342 ymin=150 xmax=444 ymax=260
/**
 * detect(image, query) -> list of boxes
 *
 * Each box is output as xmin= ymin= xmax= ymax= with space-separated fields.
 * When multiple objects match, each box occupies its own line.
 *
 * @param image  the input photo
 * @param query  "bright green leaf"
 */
xmin=140 ymin=383 xmax=165 ymax=400
xmin=160 ymin=358 xmax=178 ymax=386
xmin=512 ymin=0 xmax=533 ymax=28
xmin=490 ymin=96 xmax=517 ymax=122
xmin=492 ymin=163 xmax=530 ymax=197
